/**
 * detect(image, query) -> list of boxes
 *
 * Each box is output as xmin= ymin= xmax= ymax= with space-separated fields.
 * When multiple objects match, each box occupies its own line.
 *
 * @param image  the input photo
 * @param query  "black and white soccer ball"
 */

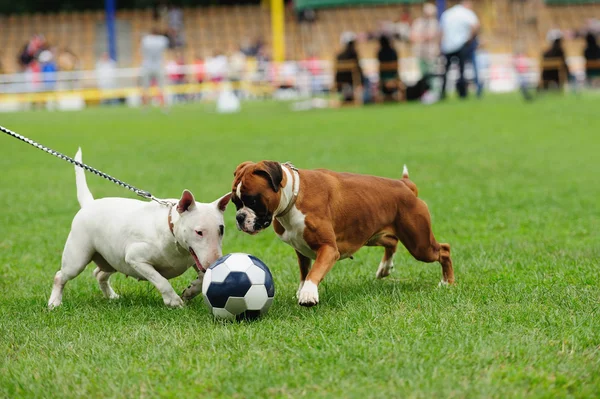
xmin=202 ymin=253 xmax=275 ymax=320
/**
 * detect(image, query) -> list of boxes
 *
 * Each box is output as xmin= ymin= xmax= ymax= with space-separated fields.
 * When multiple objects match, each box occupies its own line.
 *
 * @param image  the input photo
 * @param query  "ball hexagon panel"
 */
xmin=245 ymin=265 xmax=266 ymax=285
xmin=249 ymin=255 xmax=275 ymax=298
xmin=205 ymin=271 xmax=252 ymax=308
xmin=244 ymin=285 xmax=269 ymax=310
xmin=224 ymin=297 xmax=248 ymax=315
xmin=209 ymin=262 xmax=231 ymax=284
xmin=224 ymin=253 xmax=254 ymax=272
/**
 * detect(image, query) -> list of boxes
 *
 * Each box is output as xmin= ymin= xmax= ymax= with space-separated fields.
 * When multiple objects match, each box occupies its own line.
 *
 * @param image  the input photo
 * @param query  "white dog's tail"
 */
xmin=402 ymin=164 xmax=409 ymax=179
xmin=74 ymin=147 xmax=94 ymax=208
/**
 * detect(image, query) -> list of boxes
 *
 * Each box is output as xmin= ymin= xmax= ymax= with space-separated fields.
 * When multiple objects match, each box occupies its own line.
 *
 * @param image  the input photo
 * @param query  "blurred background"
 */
xmin=0 ymin=0 xmax=598 ymax=111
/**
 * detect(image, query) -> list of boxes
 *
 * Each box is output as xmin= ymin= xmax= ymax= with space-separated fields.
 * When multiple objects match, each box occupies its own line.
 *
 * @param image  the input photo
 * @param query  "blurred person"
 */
xmin=167 ymin=52 xmax=186 ymax=103
xmin=96 ymin=52 xmax=118 ymax=104
xmin=255 ymin=47 xmax=271 ymax=87
xmin=228 ymin=46 xmax=246 ymax=97
xmin=193 ymin=53 xmax=206 ymax=83
xmin=335 ymin=31 xmax=365 ymax=104
xmin=584 ymin=33 xmax=600 ymax=84
xmin=540 ymin=29 xmax=570 ymax=90
xmin=302 ymin=49 xmax=323 ymax=94
xmin=439 ymin=0 xmax=480 ymax=99
xmin=377 ymin=35 xmax=400 ymax=100
xmin=39 ymin=50 xmax=57 ymax=92
xmin=394 ymin=7 xmax=413 ymax=42
xmin=140 ymin=27 xmax=169 ymax=111
xmin=206 ymin=50 xmax=228 ymax=83
xmin=153 ymin=0 xmax=168 ymax=23
xmin=18 ymin=35 xmax=44 ymax=71
xmin=472 ymin=39 xmax=489 ymax=97
xmin=513 ymin=46 xmax=533 ymax=101
xmin=410 ymin=3 xmax=440 ymax=88
xmin=167 ymin=3 xmax=183 ymax=32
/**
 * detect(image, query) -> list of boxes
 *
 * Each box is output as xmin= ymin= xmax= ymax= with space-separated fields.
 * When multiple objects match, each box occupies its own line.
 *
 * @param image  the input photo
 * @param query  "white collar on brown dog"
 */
xmin=276 ymin=162 xmax=300 ymax=218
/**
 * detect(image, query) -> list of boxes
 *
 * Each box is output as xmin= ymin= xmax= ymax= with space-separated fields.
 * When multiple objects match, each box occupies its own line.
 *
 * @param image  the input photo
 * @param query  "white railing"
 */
xmin=0 ymin=54 xmax=586 ymax=110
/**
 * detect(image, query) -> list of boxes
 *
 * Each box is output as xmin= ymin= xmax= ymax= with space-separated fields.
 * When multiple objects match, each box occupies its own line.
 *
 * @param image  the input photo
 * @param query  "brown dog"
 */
xmin=231 ymin=161 xmax=454 ymax=306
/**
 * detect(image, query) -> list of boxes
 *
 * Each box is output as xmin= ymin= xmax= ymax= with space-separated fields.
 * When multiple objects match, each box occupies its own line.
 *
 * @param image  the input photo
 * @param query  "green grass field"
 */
xmin=1 ymin=95 xmax=599 ymax=398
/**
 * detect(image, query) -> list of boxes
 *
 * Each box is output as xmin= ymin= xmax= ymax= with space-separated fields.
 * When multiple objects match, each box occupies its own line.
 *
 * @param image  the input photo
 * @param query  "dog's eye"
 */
xmin=219 ymin=225 xmax=224 ymax=236
xmin=195 ymin=230 xmax=203 ymax=237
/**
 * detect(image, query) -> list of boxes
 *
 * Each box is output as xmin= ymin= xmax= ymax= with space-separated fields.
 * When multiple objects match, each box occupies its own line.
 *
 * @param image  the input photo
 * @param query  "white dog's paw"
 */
xmin=47 ymin=300 xmax=61 ymax=310
xmin=438 ymin=280 xmax=450 ymax=288
xmin=298 ymin=281 xmax=319 ymax=307
xmin=163 ymin=294 xmax=184 ymax=308
xmin=108 ymin=292 xmax=120 ymax=300
xmin=295 ymin=282 xmax=305 ymax=299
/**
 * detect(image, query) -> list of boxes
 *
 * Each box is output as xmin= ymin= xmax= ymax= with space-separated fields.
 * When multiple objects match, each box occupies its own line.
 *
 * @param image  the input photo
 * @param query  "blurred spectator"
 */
xmin=167 ymin=52 xmax=187 ymax=103
xmin=255 ymin=47 xmax=271 ymax=84
xmin=39 ymin=50 xmax=57 ymax=91
xmin=410 ymin=3 xmax=440 ymax=86
xmin=241 ymin=37 xmax=264 ymax=57
xmin=193 ymin=53 xmax=205 ymax=84
xmin=229 ymin=46 xmax=246 ymax=97
xmin=168 ymin=3 xmax=183 ymax=31
xmin=297 ymin=8 xmax=316 ymax=24
xmin=206 ymin=50 xmax=228 ymax=83
xmin=140 ymin=27 xmax=169 ymax=110
xmin=166 ymin=3 xmax=185 ymax=49
xmin=513 ymin=47 xmax=533 ymax=101
xmin=377 ymin=35 xmax=399 ymax=99
xmin=584 ymin=33 xmax=600 ymax=84
xmin=472 ymin=39 xmax=488 ymax=97
xmin=96 ymin=52 xmax=117 ymax=90
xmin=540 ymin=29 xmax=570 ymax=90
xmin=96 ymin=52 xmax=118 ymax=104
xmin=439 ymin=0 xmax=480 ymax=99
xmin=18 ymin=35 xmax=45 ymax=71
xmin=394 ymin=7 xmax=413 ymax=42
xmin=335 ymin=31 xmax=365 ymax=103
xmin=302 ymin=50 xmax=323 ymax=94
xmin=153 ymin=0 xmax=168 ymax=22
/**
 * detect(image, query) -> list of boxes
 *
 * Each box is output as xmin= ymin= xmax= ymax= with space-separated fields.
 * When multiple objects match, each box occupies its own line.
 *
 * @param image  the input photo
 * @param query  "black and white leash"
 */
xmin=0 ymin=124 xmax=172 ymax=206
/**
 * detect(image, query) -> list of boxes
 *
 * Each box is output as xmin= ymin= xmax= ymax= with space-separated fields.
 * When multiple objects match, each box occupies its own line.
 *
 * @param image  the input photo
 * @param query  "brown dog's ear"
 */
xmin=177 ymin=189 xmax=196 ymax=213
xmin=233 ymin=161 xmax=254 ymax=178
xmin=214 ymin=192 xmax=232 ymax=213
xmin=253 ymin=161 xmax=283 ymax=193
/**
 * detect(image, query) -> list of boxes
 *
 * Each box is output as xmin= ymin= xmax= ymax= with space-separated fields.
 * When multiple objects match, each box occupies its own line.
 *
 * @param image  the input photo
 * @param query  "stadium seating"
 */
xmin=0 ymin=1 xmax=598 ymax=74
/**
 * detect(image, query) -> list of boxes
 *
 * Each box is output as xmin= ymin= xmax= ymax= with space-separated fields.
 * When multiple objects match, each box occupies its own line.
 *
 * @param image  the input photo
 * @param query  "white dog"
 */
xmin=48 ymin=148 xmax=231 ymax=309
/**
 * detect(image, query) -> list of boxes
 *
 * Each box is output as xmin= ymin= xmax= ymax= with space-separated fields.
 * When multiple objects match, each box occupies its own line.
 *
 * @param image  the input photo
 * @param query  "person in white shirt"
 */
xmin=140 ymin=28 xmax=169 ymax=110
xmin=439 ymin=0 xmax=480 ymax=99
xmin=96 ymin=52 xmax=117 ymax=104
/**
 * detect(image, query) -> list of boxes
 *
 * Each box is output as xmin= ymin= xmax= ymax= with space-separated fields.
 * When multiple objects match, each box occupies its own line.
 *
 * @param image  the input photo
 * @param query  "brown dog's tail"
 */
xmin=402 ymin=164 xmax=419 ymax=197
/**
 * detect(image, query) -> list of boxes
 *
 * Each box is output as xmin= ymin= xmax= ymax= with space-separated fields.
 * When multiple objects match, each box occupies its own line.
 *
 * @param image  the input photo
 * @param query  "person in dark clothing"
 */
xmin=584 ymin=33 xmax=600 ymax=82
xmin=335 ymin=32 xmax=364 ymax=103
xmin=377 ymin=35 xmax=400 ymax=98
xmin=540 ymin=30 xmax=570 ymax=90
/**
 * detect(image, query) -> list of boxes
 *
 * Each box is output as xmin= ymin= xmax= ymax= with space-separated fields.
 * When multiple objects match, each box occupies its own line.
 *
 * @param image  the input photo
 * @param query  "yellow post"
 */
xmin=270 ymin=0 xmax=285 ymax=62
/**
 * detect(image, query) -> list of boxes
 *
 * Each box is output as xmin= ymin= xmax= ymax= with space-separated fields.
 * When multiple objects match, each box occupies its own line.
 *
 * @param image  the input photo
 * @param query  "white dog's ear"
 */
xmin=177 ymin=189 xmax=196 ymax=214
xmin=214 ymin=192 xmax=232 ymax=213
